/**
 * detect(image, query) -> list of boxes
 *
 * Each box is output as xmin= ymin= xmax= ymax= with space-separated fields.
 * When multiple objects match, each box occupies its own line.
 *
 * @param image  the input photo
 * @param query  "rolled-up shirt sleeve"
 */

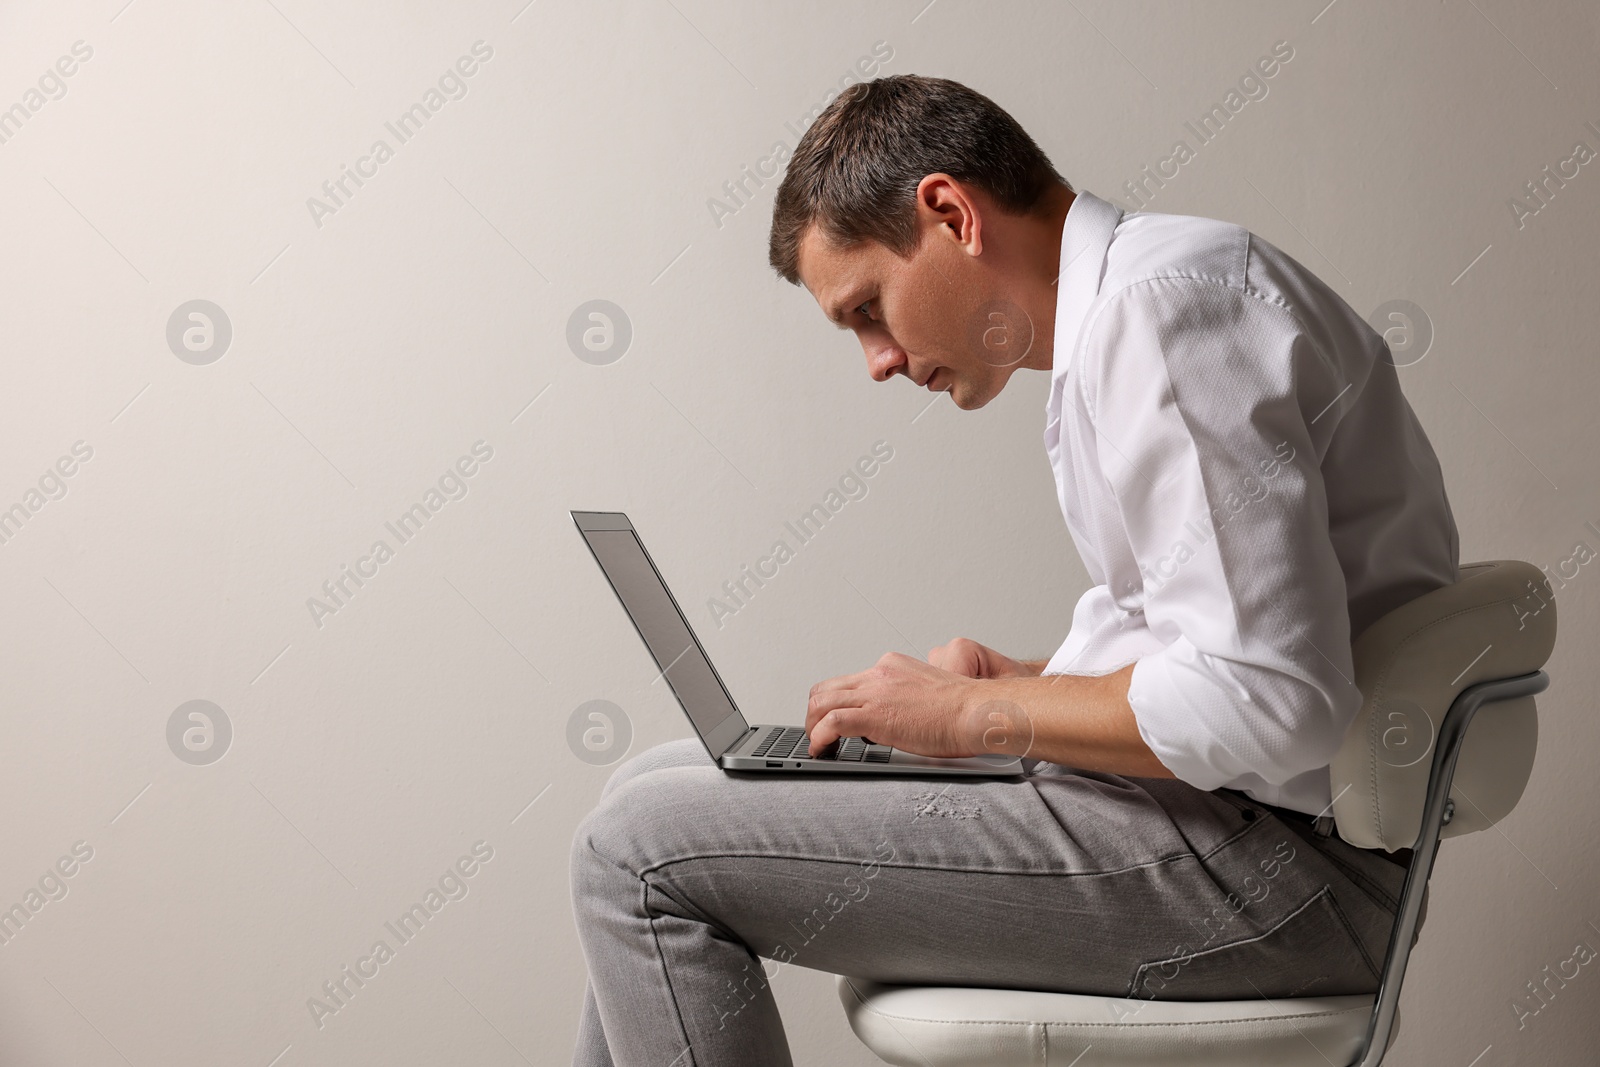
xmin=1080 ymin=279 xmax=1360 ymax=791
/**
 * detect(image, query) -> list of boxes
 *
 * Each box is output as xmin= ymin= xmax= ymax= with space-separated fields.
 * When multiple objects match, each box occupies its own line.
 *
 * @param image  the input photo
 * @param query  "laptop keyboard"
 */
xmin=750 ymin=726 xmax=892 ymax=763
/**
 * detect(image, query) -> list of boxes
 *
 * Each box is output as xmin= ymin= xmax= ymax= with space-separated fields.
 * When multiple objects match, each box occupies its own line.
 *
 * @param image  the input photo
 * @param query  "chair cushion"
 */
xmin=837 ymin=976 xmax=1390 ymax=1066
xmin=1330 ymin=559 xmax=1557 ymax=850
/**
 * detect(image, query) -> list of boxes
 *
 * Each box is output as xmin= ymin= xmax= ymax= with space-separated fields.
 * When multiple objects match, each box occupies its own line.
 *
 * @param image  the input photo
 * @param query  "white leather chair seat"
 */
xmin=837 ymin=976 xmax=1395 ymax=1067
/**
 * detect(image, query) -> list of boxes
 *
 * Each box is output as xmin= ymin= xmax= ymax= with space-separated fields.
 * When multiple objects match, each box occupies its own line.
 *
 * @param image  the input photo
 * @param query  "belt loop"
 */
xmin=1312 ymin=814 xmax=1335 ymax=837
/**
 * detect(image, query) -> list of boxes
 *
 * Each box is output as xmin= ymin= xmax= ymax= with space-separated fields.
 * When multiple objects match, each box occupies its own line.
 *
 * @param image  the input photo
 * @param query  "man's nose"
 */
xmin=864 ymin=342 xmax=907 ymax=383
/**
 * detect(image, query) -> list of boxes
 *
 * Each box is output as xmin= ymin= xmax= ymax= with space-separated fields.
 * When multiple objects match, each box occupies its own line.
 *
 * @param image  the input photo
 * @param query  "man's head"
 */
xmin=769 ymin=74 xmax=1074 ymax=409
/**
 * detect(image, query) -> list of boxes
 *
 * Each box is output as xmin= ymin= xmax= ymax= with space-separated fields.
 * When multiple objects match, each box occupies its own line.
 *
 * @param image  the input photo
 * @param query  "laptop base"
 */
xmin=720 ymin=724 xmax=1024 ymax=777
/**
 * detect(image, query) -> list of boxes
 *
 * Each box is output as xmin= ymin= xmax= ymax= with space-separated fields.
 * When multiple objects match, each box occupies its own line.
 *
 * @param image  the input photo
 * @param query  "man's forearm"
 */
xmin=967 ymin=663 xmax=1176 ymax=779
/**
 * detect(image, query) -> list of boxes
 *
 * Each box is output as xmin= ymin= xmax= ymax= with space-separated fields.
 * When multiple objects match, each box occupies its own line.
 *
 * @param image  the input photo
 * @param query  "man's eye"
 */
xmin=857 ymin=301 xmax=875 ymax=320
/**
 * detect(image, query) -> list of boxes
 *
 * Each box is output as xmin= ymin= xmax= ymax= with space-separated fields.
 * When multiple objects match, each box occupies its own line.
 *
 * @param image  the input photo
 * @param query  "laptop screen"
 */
xmin=575 ymin=516 xmax=750 ymax=758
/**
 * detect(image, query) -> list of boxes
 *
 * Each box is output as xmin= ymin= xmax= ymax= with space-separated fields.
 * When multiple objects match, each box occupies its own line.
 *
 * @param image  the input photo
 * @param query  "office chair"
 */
xmin=837 ymin=559 xmax=1557 ymax=1066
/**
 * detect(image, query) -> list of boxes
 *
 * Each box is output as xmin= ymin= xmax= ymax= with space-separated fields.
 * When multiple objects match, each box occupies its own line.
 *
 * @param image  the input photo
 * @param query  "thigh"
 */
xmin=580 ymin=751 xmax=1393 ymax=998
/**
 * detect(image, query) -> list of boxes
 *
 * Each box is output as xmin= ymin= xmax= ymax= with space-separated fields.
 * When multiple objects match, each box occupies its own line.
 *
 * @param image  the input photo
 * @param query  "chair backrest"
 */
xmin=1330 ymin=560 xmax=1558 ymax=850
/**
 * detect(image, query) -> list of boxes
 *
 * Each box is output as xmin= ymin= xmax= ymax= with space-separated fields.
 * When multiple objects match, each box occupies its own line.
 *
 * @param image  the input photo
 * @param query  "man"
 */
xmin=571 ymin=74 xmax=1457 ymax=1066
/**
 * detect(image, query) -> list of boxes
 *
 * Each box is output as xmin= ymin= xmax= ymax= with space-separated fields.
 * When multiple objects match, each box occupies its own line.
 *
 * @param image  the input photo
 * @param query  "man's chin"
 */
xmin=948 ymin=380 xmax=994 ymax=410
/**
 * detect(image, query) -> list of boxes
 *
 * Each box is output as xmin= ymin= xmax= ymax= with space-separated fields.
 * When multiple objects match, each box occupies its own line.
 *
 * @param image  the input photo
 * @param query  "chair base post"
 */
xmin=1345 ymin=670 xmax=1549 ymax=1067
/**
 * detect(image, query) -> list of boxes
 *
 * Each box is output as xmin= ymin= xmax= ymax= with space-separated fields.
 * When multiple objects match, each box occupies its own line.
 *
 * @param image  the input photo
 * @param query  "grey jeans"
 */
xmin=570 ymin=738 xmax=1416 ymax=1066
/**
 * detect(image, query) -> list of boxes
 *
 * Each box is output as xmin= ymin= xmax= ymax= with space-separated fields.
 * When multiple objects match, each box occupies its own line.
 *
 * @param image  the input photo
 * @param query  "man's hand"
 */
xmin=927 ymin=637 xmax=1042 ymax=680
xmin=805 ymin=652 xmax=1171 ymax=777
xmin=806 ymin=652 xmax=983 ymax=756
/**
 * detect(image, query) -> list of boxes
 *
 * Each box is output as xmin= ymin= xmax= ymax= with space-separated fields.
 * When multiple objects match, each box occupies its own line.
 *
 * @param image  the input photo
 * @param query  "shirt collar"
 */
xmin=1051 ymin=189 xmax=1123 ymax=386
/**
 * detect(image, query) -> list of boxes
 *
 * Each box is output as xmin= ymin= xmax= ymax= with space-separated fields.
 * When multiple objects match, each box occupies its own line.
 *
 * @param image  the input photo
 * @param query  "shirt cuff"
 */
xmin=1126 ymin=641 xmax=1257 ymax=791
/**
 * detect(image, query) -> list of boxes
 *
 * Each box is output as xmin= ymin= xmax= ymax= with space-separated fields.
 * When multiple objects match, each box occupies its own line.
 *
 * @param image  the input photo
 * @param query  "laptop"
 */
xmin=572 ymin=511 xmax=1024 ymax=777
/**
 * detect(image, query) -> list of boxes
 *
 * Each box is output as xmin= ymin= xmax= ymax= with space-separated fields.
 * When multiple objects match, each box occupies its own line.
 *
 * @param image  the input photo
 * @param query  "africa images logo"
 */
xmin=306 ymin=441 xmax=495 ymax=629
xmin=704 ymin=40 xmax=894 ymax=230
xmin=305 ymin=41 xmax=495 ymax=229
xmin=706 ymin=440 xmax=894 ymax=628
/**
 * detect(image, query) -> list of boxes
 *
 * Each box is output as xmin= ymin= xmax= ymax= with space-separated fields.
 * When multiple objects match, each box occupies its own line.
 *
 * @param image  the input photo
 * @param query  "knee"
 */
xmin=599 ymin=737 xmax=709 ymax=800
xmin=570 ymin=785 xmax=640 ymax=913
xmin=571 ymin=739 xmax=715 ymax=890
xmin=569 ymin=802 xmax=617 ymax=910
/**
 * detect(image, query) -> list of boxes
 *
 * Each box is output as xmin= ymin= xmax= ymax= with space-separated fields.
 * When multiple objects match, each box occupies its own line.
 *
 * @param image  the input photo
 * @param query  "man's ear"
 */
xmin=914 ymin=173 xmax=984 ymax=257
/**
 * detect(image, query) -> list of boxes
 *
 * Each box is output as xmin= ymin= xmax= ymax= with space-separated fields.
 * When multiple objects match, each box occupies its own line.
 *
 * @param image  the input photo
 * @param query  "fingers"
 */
xmin=806 ymin=706 xmax=871 ymax=751
xmin=809 ymin=651 xmax=913 ymax=700
xmin=806 ymin=652 xmax=921 ymax=746
xmin=809 ymin=666 xmax=872 ymax=696
xmin=806 ymin=709 xmax=842 ymax=750
xmin=806 ymin=683 xmax=867 ymax=737
xmin=806 ymin=660 xmax=889 ymax=738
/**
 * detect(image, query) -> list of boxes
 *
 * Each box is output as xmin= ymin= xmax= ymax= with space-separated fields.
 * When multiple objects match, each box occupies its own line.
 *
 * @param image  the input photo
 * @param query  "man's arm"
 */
xmin=806 ymin=651 xmax=1176 ymax=779
xmin=1085 ymin=283 xmax=1360 ymax=792
xmin=978 ymin=663 xmax=1172 ymax=776
xmin=923 ymin=638 xmax=1163 ymax=767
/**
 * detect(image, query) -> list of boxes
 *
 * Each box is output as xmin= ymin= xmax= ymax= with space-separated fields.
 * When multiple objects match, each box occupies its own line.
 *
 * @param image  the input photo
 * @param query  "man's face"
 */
xmin=795 ymin=221 xmax=1030 ymax=410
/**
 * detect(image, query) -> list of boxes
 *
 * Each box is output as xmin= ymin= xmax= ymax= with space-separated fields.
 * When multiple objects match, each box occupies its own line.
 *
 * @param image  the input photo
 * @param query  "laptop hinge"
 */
xmin=721 ymin=726 xmax=758 ymax=759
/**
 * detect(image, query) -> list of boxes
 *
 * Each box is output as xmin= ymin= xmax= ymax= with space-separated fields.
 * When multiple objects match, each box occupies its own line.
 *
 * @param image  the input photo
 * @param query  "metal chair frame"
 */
xmin=1346 ymin=669 xmax=1550 ymax=1067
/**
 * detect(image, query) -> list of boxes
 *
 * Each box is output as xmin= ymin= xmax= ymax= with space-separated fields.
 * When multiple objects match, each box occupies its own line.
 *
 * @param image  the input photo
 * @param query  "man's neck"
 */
xmin=1020 ymin=184 xmax=1077 ymax=373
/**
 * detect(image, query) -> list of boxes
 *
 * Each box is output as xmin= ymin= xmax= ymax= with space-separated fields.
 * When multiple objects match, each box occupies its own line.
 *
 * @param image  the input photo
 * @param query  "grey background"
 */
xmin=0 ymin=1 xmax=1596 ymax=1064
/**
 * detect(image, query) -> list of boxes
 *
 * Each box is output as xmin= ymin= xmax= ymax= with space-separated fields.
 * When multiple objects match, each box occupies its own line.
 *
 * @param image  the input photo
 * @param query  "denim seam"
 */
xmin=1199 ymin=819 xmax=1265 ymax=861
xmin=1306 ymin=838 xmax=1402 ymax=912
xmin=636 ymin=850 xmax=1195 ymax=882
xmin=642 ymin=878 xmax=700 ymax=1067
xmin=1198 ymin=800 xmax=1273 ymax=861
xmin=1322 ymin=884 xmax=1385 ymax=981
xmin=862 ymin=1009 xmax=1370 ymax=1029
xmin=1125 ymin=882 xmax=1357 ymax=998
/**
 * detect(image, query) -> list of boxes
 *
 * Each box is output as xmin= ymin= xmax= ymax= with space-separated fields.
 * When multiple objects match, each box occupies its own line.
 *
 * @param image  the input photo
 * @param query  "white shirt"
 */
xmin=1042 ymin=190 xmax=1459 ymax=816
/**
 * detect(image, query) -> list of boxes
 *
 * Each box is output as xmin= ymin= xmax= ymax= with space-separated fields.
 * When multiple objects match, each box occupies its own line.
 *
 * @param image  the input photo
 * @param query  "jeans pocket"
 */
xmin=1128 ymin=884 xmax=1382 ymax=1001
